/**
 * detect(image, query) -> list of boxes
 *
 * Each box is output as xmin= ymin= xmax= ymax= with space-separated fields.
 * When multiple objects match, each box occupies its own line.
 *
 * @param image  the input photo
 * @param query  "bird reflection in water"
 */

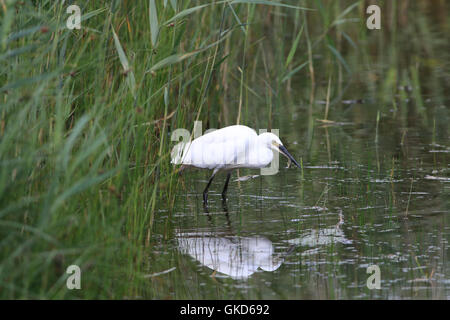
xmin=177 ymin=233 xmax=286 ymax=279
xmin=177 ymin=208 xmax=351 ymax=279
xmin=177 ymin=203 xmax=293 ymax=279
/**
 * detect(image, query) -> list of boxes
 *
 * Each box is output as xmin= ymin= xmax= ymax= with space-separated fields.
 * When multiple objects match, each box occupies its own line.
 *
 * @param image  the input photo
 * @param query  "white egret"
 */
xmin=171 ymin=125 xmax=301 ymax=203
xmin=177 ymin=233 xmax=284 ymax=279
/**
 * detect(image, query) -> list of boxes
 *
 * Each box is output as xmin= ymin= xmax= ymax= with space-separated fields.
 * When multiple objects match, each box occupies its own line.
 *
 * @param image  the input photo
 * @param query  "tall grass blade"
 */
xmin=327 ymin=44 xmax=351 ymax=74
xmin=170 ymin=0 xmax=177 ymax=11
xmin=164 ymin=4 xmax=211 ymax=25
xmin=230 ymin=0 xmax=313 ymax=10
xmin=285 ymin=23 xmax=304 ymax=68
xmin=149 ymin=0 xmax=159 ymax=47
xmin=112 ymin=27 xmax=137 ymax=97
xmin=148 ymin=30 xmax=232 ymax=72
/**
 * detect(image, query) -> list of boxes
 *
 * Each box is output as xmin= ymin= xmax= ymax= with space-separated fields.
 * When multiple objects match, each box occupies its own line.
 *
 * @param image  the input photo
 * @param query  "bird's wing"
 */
xmin=176 ymin=125 xmax=258 ymax=169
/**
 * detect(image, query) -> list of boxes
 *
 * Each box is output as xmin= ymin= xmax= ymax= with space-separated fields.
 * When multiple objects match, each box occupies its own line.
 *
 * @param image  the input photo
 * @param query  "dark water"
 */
xmin=149 ymin=97 xmax=449 ymax=299
xmin=147 ymin=5 xmax=449 ymax=299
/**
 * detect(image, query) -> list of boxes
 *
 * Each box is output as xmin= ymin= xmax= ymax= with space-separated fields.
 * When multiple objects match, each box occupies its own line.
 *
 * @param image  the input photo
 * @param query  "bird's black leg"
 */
xmin=221 ymin=198 xmax=232 ymax=228
xmin=203 ymin=169 xmax=218 ymax=204
xmin=221 ymin=171 xmax=232 ymax=200
xmin=203 ymin=202 xmax=211 ymax=221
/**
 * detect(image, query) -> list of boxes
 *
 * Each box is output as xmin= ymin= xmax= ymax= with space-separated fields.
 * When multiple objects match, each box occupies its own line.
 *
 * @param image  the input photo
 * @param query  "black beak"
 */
xmin=279 ymin=145 xmax=301 ymax=169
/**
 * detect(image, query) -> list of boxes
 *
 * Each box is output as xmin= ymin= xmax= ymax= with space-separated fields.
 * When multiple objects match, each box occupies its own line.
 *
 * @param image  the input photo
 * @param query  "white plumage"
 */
xmin=171 ymin=125 xmax=300 ymax=203
xmin=177 ymin=232 xmax=284 ymax=279
xmin=172 ymin=125 xmax=273 ymax=169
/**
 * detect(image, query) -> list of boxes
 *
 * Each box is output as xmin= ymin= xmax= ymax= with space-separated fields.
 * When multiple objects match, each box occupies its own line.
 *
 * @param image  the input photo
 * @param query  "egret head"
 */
xmin=258 ymin=132 xmax=301 ymax=168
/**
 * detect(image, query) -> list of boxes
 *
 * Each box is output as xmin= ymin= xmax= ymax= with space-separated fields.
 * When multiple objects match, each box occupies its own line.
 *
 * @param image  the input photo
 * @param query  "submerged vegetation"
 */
xmin=0 ymin=0 xmax=448 ymax=298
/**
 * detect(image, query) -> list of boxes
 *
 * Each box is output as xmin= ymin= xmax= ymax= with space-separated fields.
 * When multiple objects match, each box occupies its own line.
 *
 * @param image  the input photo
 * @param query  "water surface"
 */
xmin=146 ymin=3 xmax=449 ymax=299
xmin=149 ymin=104 xmax=449 ymax=299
